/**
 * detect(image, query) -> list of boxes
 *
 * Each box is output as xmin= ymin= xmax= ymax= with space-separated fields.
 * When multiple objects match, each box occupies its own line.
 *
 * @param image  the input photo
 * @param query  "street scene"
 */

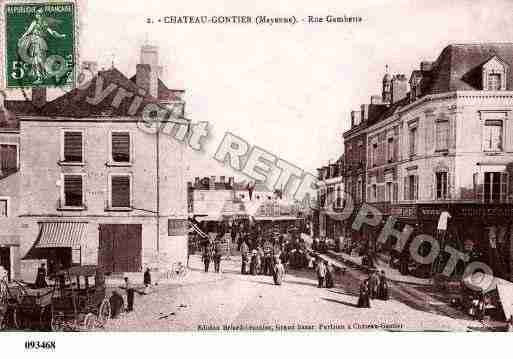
xmin=1 ymin=0 xmax=513 ymax=339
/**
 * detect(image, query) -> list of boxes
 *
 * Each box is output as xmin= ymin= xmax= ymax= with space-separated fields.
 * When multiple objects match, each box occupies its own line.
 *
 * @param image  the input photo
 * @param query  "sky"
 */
xmin=7 ymin=0 xmax=513 ymax=181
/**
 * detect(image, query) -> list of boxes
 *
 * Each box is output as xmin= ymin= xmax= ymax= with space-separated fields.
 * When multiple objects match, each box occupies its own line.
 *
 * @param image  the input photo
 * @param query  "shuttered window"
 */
xmin=435 ymin=120 xmax=449 ymax=151
xmin=483 ymin=120 xmax=503 ymax=152
xmin=436 ymin=172 xmax=448 ymax=200
xmin=0 ymin=199 xmax=8 ymax=217
xmin=63 ymin=131 xmax=83 ymax=162
xmin=111 ymin=175 xmax=131 ymax=208
xmin=0 ymin=144 xmax=17 ymax=173
xmin=112 ymin=132 xmax=130 ymax=163
xmin=63 ymin=175 xmax=83 ymax=207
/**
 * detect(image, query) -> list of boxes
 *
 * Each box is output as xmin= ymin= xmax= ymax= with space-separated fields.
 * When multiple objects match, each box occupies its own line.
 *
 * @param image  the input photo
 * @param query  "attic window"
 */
xmin=482 ymin=57 xmax=507 ymax=91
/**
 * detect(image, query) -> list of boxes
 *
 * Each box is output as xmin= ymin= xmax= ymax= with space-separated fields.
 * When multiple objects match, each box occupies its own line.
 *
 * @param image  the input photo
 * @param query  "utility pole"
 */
xmin=156 ymin=120 xmax=160 ymax=254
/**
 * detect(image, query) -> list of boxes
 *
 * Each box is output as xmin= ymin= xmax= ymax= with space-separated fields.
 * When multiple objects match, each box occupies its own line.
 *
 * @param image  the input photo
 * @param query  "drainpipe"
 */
xmin=156 ymin=122 xmax=160 ymax=254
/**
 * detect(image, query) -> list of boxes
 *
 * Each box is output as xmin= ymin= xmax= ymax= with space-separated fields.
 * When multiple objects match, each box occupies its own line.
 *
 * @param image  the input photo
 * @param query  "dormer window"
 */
xmin=482 ymin=56 xmax=508 ymax=91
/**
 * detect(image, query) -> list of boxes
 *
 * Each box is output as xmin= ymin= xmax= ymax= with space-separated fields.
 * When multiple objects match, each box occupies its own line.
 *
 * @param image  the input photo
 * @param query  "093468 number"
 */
xmin=24 ymin=340 xmax=56 ymax=350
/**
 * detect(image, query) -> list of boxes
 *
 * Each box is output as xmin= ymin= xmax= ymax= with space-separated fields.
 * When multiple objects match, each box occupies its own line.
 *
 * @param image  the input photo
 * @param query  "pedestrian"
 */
xmin=273 ymin=257 xmax=285 ymax=285
xmin=316 ymin=259 xmax=327 ymax=288
xmin=378 ymin=270 xmax=389 ymax=300
xmin=109 ymin=290 xmax=125 ymax=318
xmin=369 ymin=270 xmax=379 ymax=299
xmin=35 ymin=262 xmax=47 ymax=288
xmin=257 ymin=246 xmax=264 ymax=274
xmin=123 ymin=277 xmax=135 ymax=312
xmin=325 ymin=262 xmax=334 ymax=289
xmin=240 ymin=241 xmax=249 ymax=274
xmin=357 ymin=279 xmax=371 ymax=308
xmin=202 ymin=241 xmax=212 ymax=273
xmin=213 ymin=240 xmax=222 ymax=273
xmin=143 ymin=267 xmax=152 ymax=294
xmin=250 ymin=250 xmax=258 ymax=275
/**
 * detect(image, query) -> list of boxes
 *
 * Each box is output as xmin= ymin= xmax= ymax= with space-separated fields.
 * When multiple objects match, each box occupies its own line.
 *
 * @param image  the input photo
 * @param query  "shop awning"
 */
xmin=35 ymin=222 xmax=87 ymax=249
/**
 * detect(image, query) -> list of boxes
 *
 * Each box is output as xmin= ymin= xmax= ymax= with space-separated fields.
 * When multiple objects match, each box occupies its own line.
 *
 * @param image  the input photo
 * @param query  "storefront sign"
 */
xmin=418 ymin=204 xmax=513 ymax=221
xmin=168 ymin=219 xmax=188 ymax=236
xmin=389 ymin=205 xmax=417 ymax=219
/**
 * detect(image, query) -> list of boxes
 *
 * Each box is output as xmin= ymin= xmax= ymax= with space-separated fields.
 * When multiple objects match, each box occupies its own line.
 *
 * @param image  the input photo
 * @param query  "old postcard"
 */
xmin=0 ymin=0 xmax=513 ymax=354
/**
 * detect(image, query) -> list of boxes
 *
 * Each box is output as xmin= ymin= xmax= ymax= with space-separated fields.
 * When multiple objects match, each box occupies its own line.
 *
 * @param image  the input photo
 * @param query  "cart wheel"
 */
xmin=98 ymin=298 xmax=111 ymax=328
xmin=39 ymin=306 xmax=53 ymax=331
xmin=83 ymin=313 xmax=97 ymax=331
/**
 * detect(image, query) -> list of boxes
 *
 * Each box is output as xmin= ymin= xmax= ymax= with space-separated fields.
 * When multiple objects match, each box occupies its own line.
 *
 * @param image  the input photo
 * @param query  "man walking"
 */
xmin=240 ymin=240 xmax=249 ymax=274
xmin=316 ymin=259 xmax=327 ymax=288
xmin=203 ymin=240 xmax=213 ymax=273
xmin=123 ymin=277 xmax=135 ymax=312
xmin=213 ymin=240 xmax=223 ymax=273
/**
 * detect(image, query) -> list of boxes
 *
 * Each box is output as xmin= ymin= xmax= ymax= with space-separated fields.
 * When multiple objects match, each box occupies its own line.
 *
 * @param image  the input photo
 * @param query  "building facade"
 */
xmin=344 ymin=43 xmax=513 ymax=281
xmin=0 ymin=45 xmax=189 ymax=281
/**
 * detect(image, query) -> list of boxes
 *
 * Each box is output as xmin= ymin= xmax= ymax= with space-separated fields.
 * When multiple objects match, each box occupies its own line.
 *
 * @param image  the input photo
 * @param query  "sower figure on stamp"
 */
xmin=18 ymin=7 xmax=67 ymax=84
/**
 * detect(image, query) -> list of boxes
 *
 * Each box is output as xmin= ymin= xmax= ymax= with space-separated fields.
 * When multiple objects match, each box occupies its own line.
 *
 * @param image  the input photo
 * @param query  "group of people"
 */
xmin=240 ymin=239 xmax=286 ymax=285
xmin=358 ymin=269 xmax=389 ymax=308
xmin=202 ymin=238 xmax=224 ymax=273
xmin=315 ymin=258 xmax=335 ymax=288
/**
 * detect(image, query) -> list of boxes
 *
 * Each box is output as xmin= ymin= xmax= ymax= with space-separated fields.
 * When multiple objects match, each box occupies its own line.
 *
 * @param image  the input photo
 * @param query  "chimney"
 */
xmin=351 ymin=110 xmax=361 ymax=127
xmin=137 ymin=45 xmax=162 ymax=99
xmin=209 ymin=176 xmax=216 ymax=190
xmin=420 ymin=61 xmax=433 ymax=72
xmin=361 ymin=104 xmax=369 ymax=122
xmin=228 ymin=177 xmax=234 ymax=187
xmin=370 ymin=95 xmax=382 ymax=105
xmin=391 ymin=74 xmax=408 ymax=104
xmin=32 ymin=87 xmax=46 ymax=108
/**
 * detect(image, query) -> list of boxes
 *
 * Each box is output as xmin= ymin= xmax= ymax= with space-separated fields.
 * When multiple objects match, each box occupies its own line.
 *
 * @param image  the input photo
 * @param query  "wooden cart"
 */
xmin=51 ymin=265 xmax=111 ymax=331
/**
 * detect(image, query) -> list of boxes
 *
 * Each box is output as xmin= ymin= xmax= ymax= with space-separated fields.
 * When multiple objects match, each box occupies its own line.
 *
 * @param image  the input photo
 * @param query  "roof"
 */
xmin=38 ymin=67 xmax=173 ymax=118
xmin=0 ymin=100 xmax=40 ymax=130
xmin=423 ymin=43 xmax=513 ymax=93
xmin=128 ymin=75 xmax=184 ymax=102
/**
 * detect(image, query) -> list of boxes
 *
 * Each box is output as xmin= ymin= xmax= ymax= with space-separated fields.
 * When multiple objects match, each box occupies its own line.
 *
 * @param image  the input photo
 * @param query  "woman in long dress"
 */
xmin=358 ymin=279 xmax=371 ymax=308
xmin=18 ymin=7 xmax=67 ymax=84
xmin=273 ymin=257 xmax=285 ymax=285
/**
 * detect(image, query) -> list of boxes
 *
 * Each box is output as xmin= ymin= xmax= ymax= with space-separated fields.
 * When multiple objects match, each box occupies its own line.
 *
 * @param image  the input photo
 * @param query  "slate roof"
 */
xmin=422 ymin=43 xmax=513 ymax=93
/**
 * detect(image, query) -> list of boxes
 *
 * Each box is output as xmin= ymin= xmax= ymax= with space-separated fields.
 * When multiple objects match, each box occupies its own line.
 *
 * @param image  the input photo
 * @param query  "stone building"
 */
xmin=0 ymin=45 xmax=189 ymax=281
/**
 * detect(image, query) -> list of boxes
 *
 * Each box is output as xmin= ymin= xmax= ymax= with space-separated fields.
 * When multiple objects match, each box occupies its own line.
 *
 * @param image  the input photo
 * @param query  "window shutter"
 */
xmin=64 ymin=132 xmax=83 ymax=162
xmin=413 ymin=176 xmax=419 ymax=200
xmin=501 ymin=172 xmax=509 ymax=203
xmin=404 ymin=176 xmax=408 ymax=200
xmin=0 ymin=144 xmax=17 ymax=172
xmin=112 ymin=132 xmax=130 ymax=162
xmin=64 ymin=175 xmax=83 ymax=206
xmin=447 ymin=172 xmax=451 ymax=199
xmin=111 ymin=176 xmax=131 ymax=208
xmin=393 ymin=183 xmax=398 ymax=203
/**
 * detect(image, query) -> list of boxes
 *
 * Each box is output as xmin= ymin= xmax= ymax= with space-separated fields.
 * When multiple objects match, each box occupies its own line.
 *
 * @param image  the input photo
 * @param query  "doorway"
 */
xmin=0 ymin=247 xmax=10 ymax=281
xmin=98 ymin=224 xmax=142 ymax=273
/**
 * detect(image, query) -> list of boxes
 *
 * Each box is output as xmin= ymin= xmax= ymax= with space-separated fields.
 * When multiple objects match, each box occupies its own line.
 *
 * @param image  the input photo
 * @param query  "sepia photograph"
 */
xmin=0 ymin=0 xmax=512 ymax=356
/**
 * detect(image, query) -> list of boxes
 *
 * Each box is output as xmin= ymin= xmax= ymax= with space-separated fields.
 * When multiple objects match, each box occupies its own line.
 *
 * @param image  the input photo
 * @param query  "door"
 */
xmin=98 ymin=224 xmax=142 ymax=273
xmin=0 ymin=247 xmax=10 ymax=281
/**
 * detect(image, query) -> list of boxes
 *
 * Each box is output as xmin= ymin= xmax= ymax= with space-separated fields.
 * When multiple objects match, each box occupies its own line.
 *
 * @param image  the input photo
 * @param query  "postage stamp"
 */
xmin=4 ymin=2 xmax=75 ymax=88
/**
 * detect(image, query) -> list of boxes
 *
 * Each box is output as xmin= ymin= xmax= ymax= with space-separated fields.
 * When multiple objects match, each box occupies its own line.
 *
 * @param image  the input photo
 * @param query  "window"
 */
xmin=436 ymin=120 xmax=449 ymax=151
xmin=409 ymin=127 xmax=417 ymax=157
xmin=0 ymin=198 xmax=8 ymax=217
xmin=63 ymin=175 xmax=84 ymax=207
xmin=372 ymin=143 xmax=378 ymax=167
xmin=0 ymin=144 xmax=18 ymax=174
xmin=110 ymin=175 xmax=131 ymax=208
xmin=387 ymin=138 xmax=394 ymax=162
xmin=436 ymin=172 xmax=448 ymax=200
xmin=483 ymin=172 xmax=506 ymax=203
xmin=385 ymin=182 xmax=393 ymax=202
xmin=111 ymin=132 xmax=130 ymax=163
xmin=404 ymin=175 xmax=418 ymax=201
xmin=488 ymin=73 xmax=501 ymax=91
xmin=63 ymin=131 xmax=83 ymax=163
xmin=372 ymin=184 xmax=377 ymax=202
xmin=483 ymin=120 xmax=503 ymax=152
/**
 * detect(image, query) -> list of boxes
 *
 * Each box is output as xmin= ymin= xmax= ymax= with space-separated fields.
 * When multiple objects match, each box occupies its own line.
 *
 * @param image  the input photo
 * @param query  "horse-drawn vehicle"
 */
xmin=0 ymin=265 xmax=111 ymax=331
xmin=51 ymin=265 xmax=111 ymax=331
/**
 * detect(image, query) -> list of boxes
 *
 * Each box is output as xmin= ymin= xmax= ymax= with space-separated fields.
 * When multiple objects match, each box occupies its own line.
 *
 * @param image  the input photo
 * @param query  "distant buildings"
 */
xmin=0 ymin=45 xmax=188 ymax=281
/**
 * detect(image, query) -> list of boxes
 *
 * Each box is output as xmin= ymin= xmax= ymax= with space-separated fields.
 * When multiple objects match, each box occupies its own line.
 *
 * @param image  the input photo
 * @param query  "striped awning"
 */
xmin=35 ymin=222 xmax=87 ymax=249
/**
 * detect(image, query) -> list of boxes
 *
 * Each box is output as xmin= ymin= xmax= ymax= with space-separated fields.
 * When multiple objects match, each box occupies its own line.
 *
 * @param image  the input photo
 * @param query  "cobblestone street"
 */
xmin=104 ymin=255 xmax=483 ymax=332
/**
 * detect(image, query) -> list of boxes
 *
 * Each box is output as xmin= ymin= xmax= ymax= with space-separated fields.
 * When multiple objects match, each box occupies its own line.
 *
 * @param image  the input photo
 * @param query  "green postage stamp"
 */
xmin=4 ymin=2 xmax=75 ymax=88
